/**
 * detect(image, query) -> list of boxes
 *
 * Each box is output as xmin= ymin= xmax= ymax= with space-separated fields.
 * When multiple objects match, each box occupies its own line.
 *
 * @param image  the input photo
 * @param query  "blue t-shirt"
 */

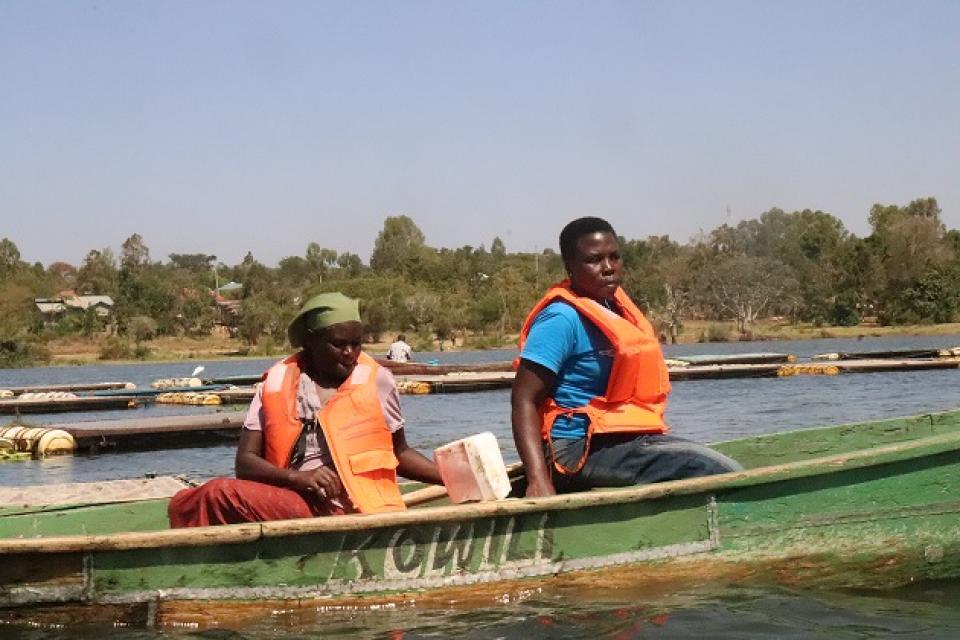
xmin=520 ymin=301 xmax=614 ymax=439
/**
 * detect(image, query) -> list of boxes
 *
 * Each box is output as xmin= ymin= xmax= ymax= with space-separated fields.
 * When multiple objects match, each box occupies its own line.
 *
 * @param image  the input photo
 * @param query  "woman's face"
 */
xmin=565 ymin=231 xmax=622 ymax=301
xmin=303 ymin=321 xmax=363 ymax=384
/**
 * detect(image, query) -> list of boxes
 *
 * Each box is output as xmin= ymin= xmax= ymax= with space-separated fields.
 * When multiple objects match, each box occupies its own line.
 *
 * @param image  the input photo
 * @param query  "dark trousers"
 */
xmin=547 ymin=433 xmax=743 ymax=493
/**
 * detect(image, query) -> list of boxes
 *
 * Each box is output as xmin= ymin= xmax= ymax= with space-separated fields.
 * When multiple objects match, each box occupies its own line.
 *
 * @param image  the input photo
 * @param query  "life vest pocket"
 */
xmin=591 ymin=401 xmax=667 ymax=433
xmin=346 ymin=449 xmax=405 ymax=510
xmin=348 ymin=449 xmax=399 ymax=474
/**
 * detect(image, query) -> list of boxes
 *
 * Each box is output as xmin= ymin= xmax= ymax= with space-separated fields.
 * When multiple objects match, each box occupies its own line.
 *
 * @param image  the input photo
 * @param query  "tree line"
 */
xmin=2 ymin=196 xmax=958 ymax=366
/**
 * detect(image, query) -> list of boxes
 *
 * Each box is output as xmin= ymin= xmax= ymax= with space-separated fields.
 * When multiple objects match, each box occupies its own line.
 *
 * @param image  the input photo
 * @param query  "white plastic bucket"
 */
xmin=434 ymin=432 xmax=511 ymax=503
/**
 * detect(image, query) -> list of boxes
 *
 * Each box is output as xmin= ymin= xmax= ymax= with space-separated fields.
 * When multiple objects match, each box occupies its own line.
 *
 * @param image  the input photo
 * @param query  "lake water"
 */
xmin=2 ymin=334 xmax=960 ymax=638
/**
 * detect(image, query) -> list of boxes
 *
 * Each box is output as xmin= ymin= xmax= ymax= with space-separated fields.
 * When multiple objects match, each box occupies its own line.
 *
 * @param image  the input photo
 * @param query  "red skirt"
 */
xmin=168 ymin=477 xmax=346 ymax=528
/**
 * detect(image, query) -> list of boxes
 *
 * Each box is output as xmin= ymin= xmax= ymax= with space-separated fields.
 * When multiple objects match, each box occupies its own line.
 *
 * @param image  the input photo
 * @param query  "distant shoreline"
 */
xmin=32 ymin=320 xmax=960 ymax=368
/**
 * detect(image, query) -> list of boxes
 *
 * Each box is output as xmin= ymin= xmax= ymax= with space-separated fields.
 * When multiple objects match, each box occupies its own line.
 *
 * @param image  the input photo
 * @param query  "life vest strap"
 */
xmin=546 ymin=425 xmax=594 ymax=476
xmin=542 ymin=398 xmax=667 ymax=476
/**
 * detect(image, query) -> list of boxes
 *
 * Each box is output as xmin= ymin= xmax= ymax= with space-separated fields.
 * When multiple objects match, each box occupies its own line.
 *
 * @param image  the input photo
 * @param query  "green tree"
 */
xmin=47 ymin=261 xmax=78 ymax=288
xmin=127 ymin=315 xmax=158 ymax=343
xmin=490 ymin=265 xmax=537 ymax=335
xmin=305 ymin=243 xmax=339 ymax=281
xmin=238 ymin=295 xmax=282 ymax=345
xmin=0 ymin=336 xmax=50 ymax=367
xmin=619 ymin=235 xmax=681 ymax=310
xmin=434 ymin=291 xmax=470 ymax=348
xmin=120 ymin=233 xmax=151 ymax=271
xmin=168 ymin=253 xmax=217 ymax=273
xmin=360 ymin=297 xmax=391 ymax=343
xmin=76 ymin=249 xmax=119 ymax=296
xmin=315 ymin=274 xmax=411 ymax=339
xmin=869 ymin=196 xmax=942 ymax=236
xmin=80 ymin=308 xmax=103 ymax=336
xmin=336 ymin=252 xmax=364 ymax=278
xmin=883 ymin=214 xmax=950 ymax=286
xmin=490 ymin=237 xmax=507 ymax=261
xmin=277 ymin=256 xmax=312 ymax=289
xmin=882 ymin=268 xmax=959 ymax=324
xmin=115 ymin=267 xmax=177 ymax=334
xmin=174 ymin=293 xmax=217 ymax=336
xmin=866 ymin=197 xmax=952 ymax=322
xmin=468 ymin=295 xmax=502 ymax=333
xmin=0 ymin=284 xmax=35 ymax=337
xmin=0 ymin=238 xmax=24 ymax=276
xmin=370 ymin=215 xmax=427 ymax=275
xmin=830 ymin=236 xmax=883 ymax=313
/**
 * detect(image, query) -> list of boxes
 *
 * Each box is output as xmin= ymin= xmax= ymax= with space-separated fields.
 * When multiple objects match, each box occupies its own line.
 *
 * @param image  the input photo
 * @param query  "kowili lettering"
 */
xmin=327 ymin=514 xmax=553 ymax=581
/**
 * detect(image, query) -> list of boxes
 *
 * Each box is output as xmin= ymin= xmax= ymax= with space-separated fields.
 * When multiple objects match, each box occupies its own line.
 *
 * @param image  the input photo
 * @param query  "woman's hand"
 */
xmin=286 ymin=466 xmax=344 ymax=500
xmin=236 ymin=429 xmax=344 ymax=500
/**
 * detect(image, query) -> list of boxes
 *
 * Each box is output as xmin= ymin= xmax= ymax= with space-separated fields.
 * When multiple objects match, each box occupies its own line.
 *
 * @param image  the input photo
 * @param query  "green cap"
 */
xmin=287 ymin=292 xmax=361 ymax=348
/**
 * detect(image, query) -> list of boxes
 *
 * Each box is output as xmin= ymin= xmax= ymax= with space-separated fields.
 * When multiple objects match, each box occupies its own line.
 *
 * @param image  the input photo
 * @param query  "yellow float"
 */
xmin=777 ymin=364 xmax=840 ymax=377
xmin=397 ymin=381 xmax=433 ymax=395
xmin=155 ymin=392 xmax=221 ymax=405
xmin=0 ymin=426 xmax=75 ymax=458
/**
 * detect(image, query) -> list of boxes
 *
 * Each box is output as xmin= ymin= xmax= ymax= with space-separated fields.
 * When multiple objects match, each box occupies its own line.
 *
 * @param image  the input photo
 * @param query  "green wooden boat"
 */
xmin=2 ymin=409 xmax=960 ymax=628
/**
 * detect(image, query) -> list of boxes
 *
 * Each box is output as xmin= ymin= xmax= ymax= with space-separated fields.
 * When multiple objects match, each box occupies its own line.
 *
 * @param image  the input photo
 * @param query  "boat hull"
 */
xmin=2 ymin=411 xmax=960 ymax=627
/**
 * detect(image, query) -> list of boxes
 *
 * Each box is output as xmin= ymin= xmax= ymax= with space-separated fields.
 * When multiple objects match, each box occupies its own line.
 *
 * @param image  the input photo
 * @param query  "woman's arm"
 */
xmin=393 ymin=428 xmax=443 ymax=484
xmin=511 ymin=359 xmax=558 ymax=497
xmin=235 ymin=429 xmax=344 ymax=499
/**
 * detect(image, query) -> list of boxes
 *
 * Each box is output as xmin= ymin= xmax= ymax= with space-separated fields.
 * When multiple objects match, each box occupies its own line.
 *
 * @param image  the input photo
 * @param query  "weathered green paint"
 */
xmin=548 ymin=495 xmax=710 ymax=559
xmin=88 ymin=496 xmax=712 ymax=597
xmin=93 ymin=512 xmax=556 ymax=592
xmin=720 ymin=453 xmax=960 ymax=534
xmin=2 ymin=408 xmax=960 ymax=624
xmin=714 ymin=410 xmax=960 ymax=467
xmin=0 ymin=500 xmax=169 ymax=537
xmin=712 ymin=451 xmax=960 ymax=584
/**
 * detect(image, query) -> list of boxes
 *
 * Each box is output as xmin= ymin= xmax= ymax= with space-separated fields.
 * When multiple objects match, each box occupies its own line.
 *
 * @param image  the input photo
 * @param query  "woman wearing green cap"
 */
xmin=169 ymin=292 xmax=442 ymax=527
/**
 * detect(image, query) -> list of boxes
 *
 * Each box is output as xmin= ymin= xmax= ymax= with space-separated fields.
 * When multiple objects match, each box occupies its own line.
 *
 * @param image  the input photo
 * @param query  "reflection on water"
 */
xmin=4 ymin=582 xmax=960 ymax=639
xmin=2 ymin=335 xmax=960 ymax=638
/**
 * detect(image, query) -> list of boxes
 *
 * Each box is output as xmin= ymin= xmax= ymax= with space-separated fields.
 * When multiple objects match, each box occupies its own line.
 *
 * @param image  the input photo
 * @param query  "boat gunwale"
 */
xmin=2 ymin=416 xmax=959 ymax=555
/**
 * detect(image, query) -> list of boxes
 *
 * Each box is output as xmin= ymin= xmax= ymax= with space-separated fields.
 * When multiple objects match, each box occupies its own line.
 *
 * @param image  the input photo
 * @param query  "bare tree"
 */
xmin=403 ymin=292 xmax=439 ymax=331
xmin=698 ymin=255 xmax=796 ymax=334
xmin=662 ymin=283 xmax=688 ymax=344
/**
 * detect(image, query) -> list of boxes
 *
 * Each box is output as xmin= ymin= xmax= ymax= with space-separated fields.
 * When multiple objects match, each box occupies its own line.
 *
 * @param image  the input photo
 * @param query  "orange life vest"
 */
xmin=260 ymin=351 xmax=405 ymax=514
xmin=517 ymin=282 xmax=671 ymax=451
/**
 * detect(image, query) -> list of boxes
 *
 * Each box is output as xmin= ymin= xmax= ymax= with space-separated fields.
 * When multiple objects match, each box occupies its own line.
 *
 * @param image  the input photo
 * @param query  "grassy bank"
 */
xmin=42 ymin=333 xmax=514 ymax=366
xmin=37 ymin=320 xmax=960 ymax=366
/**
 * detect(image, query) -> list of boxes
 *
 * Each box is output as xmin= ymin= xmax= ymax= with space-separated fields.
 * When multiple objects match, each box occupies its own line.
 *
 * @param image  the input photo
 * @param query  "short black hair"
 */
xmin=559 ymin=217 xmax=616 ymax=261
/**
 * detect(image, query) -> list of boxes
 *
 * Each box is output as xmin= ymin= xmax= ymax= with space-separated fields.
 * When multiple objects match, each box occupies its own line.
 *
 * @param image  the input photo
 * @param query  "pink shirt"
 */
xmin=243 ymin=366 xmax=404 ymax=472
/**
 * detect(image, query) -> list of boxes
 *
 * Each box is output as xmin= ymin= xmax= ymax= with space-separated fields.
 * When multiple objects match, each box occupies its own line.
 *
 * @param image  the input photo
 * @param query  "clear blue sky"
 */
xmin=2 ymin=1 xmax=958 ymax=268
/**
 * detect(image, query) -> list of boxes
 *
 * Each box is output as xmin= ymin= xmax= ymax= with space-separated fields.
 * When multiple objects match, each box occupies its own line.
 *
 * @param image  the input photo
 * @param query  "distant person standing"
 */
xmin=387 ymin=334 xmax=413 ymax=363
